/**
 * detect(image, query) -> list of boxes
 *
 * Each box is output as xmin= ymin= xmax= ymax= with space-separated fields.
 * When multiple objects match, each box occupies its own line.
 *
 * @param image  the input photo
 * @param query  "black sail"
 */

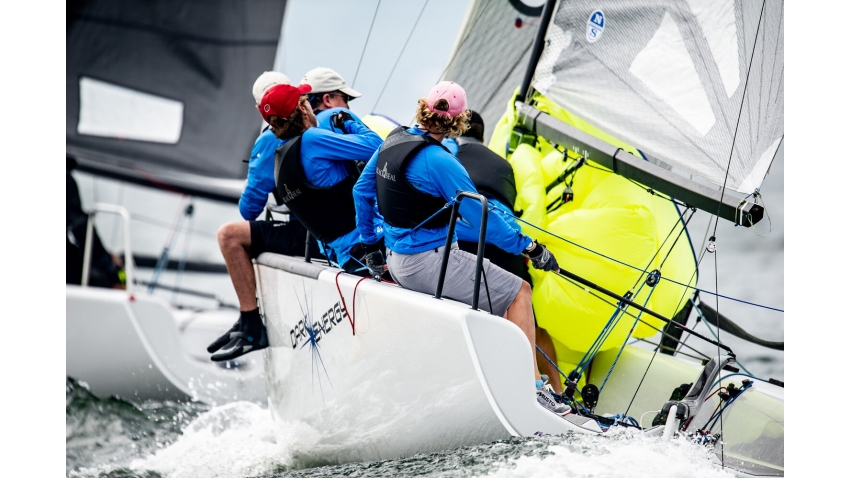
xmin=66 ymin=0 xmax=287 ymax=203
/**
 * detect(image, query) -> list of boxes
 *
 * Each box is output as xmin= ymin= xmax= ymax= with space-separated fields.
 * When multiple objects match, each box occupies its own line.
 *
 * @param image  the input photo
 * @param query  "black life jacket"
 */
xmin=454 ymin=137 xmax=517 ymax=210
xmin=375 ymin=127 xmax=452 ymax=230
xmin=273 ymin=134 xmax=359 ymax=243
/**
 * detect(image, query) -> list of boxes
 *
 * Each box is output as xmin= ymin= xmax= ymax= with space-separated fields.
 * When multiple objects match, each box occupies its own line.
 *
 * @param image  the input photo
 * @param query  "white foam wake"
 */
xmin=129 ymin=401 xmax=294 ymax=478
xmin=480 ymin=428 xmax=735 ymax=478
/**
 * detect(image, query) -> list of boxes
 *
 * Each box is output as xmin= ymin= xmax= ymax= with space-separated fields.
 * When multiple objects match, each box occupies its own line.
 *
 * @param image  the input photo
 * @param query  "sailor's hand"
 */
xmin=332 ymin=111 xmax=354 ymax=133
xmin=364 ymin=250 xmax=385 ymax=281
xmin=525 ymin=241 xmax=560 ymax=272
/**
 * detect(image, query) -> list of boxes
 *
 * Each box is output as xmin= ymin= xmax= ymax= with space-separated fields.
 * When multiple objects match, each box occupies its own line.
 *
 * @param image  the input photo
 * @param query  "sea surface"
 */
xmin=68 ymin=149 xmax=783 ymax=478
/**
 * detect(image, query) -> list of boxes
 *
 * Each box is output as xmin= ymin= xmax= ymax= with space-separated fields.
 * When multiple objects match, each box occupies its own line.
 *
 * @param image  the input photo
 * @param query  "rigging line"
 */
xmin=371 ymin=0 xmax=429 ymax=113
xmin=560 ymin=273 xmax=712 ymax=362
xmin=600 ymin=288 xmax=658 ymax=392
xmin=697 ymin=309 xmax=754 ymax=377
xmin=712 ymin=0 xmax=768 ymax=236
xmin=658 ymin=208 xmax=696 ymax=269
xmin=552 ymin=271 xmax=732 ymax=353
xmin=508 ymin=210 xmax=784 ymax=312
xmin=625 ymin=347 xmax=660 ymax=417
xmin=709 ymin=6 xmax=768 ymax=465
xmin=433 ymin=1 xmax=489 ymax=83
xmin=351 ymin=0 xmax=381 ymax=89
xmin=634 ymin=337 xmax=707 ymax=363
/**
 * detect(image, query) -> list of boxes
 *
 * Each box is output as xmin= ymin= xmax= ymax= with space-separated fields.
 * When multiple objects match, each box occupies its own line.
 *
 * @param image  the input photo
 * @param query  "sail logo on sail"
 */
xmin=377 ymin=163 xmax=396 ymax=181
xmin=586 ymin=10 xmax=605 ymax=43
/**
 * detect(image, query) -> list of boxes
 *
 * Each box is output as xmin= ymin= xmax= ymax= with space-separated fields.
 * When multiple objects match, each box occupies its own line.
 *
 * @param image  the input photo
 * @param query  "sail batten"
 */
xmin=532 ymin=0 xmax=783 ymax=194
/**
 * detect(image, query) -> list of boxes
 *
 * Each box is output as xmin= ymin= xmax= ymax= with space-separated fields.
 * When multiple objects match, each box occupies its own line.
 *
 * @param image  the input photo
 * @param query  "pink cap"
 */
xmin=425 ymin=81 xmax=467 ymax=117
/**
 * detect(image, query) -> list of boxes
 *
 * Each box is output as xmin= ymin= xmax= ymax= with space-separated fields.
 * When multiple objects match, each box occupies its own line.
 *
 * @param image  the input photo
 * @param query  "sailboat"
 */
xmin=254 ymin=0 xmax=784 ymax=475
xmin=65 ymin=0 xmax=293 ymax=404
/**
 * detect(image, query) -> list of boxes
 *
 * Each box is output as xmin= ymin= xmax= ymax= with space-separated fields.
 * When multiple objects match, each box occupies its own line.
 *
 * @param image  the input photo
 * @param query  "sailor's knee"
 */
xmin=518 ymin=280 xmax=532 ymax=298
xmin=218 ymin=222 xmax=248 ymax=248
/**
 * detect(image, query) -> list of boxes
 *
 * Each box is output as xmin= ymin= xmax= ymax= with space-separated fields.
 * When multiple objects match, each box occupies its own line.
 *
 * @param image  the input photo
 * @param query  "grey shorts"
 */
xmin=386 ymin=243 xmax=524 ymax=317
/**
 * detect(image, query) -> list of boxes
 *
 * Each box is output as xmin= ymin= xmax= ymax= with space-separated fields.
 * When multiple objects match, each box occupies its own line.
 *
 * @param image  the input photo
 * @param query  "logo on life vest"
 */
xmin=377 ymin=162 xmax=396 ymax=181
xmin=281 ymin=183 xmax=302 ymax=203
xmin=586 ymin=10 xmax=605 ymax=43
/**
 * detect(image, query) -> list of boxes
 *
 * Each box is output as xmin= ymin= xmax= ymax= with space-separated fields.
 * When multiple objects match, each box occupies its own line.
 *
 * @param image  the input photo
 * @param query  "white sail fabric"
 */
xmin=441 ymin=0 xmax=540 ymax=142
xmin=533 ymin=0 xmax=783 ymax=194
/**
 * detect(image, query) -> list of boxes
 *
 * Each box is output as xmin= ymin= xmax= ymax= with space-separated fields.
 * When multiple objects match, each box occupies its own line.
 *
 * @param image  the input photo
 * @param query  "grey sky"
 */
xmin=274 ymin=0 xmax=471 ymax=125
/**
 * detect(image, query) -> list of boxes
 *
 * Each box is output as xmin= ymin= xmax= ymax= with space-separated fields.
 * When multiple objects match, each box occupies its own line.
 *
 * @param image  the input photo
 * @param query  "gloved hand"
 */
xmin=332 ymin=111 xmax=354 ymax=133
xmin=364 ymin=250 xmax=385 ymax=282
xmin=525 ymin=241 xmax=560 ymax=272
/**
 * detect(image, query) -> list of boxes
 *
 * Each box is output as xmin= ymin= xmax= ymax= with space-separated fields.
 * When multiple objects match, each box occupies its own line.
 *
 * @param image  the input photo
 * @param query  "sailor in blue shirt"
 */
xmin=208 ymin=77 xmax=381 ymax=363
xmin=352 ymin=82 xmax=568 ymax=416
xmin=444 ymin=110 xmax=564 ymax=395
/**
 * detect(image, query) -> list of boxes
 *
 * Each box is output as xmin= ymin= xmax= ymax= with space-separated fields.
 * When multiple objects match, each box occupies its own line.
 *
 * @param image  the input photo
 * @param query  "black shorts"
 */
xmin=248 ymin=220 xmax=323 ymax=259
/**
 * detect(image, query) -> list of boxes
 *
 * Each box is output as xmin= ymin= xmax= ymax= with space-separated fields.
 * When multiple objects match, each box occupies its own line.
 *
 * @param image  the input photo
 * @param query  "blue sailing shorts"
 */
xmin=386 ymin=242 xmax=523 ymax=317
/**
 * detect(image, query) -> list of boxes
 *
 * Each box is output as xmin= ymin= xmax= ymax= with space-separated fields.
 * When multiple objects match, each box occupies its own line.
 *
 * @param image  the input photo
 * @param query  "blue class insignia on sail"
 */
xmin=586 ymin=10 xmax=605 ymax=43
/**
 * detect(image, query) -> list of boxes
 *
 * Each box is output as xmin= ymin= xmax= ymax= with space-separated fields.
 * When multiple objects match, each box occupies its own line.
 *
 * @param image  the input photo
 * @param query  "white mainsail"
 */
xmin=441 ymin=0 xmax=541 ymax=142
xmin=533 ymin=0 xmax=783 ymax=194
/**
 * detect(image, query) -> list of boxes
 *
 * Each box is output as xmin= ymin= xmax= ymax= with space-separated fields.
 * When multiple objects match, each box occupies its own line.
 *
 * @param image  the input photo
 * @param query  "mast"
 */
xmin=518 ymin=0 xmax=558 ymax=102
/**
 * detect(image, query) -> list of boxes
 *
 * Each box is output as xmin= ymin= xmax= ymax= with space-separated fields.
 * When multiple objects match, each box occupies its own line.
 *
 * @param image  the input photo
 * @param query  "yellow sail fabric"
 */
xmin=490 ymin=91 xmax=697 ymax=375
xmin=361 ymin=114 xmax=400 ymax=140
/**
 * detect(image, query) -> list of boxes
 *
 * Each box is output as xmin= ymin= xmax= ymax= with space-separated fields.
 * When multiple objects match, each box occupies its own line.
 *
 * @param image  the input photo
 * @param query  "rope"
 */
xmin=351 ymin=0 xmax=381 ymax=89
xmin=599 ymin=286 xmax=658 ymax=392
xmin=334 ymin=271 xmax=369 ymax=335
xmin=504 ymin=209 xmax=783 ymax=312
xmin=372 ymin=0 xmax=429 ymax=113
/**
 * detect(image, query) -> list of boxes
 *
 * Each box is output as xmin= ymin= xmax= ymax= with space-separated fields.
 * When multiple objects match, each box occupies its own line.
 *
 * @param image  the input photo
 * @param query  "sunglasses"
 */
xmin=267 ymin=116 xmax=288 ymax=131
xmin=308 ymin=91 xmax=353 ymax=108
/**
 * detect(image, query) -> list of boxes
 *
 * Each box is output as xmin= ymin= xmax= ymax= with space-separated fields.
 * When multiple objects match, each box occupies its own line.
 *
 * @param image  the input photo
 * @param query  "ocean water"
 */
xmin=67 ymin=377 xmax=739 ymax=478
xmin=68 ymin=149 xmax=783 ymax=477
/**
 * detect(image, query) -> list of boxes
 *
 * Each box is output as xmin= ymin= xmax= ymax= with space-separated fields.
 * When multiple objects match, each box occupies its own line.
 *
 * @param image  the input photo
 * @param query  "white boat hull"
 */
xmin=256 ymin=254 xmax=603 ymax=463
xmin=66 ymin=285 xmax=267 ymax=404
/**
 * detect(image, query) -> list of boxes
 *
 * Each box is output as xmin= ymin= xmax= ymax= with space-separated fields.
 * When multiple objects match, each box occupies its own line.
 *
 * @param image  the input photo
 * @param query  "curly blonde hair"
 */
xmin=414 ymin=98 xmax=470 ymax=138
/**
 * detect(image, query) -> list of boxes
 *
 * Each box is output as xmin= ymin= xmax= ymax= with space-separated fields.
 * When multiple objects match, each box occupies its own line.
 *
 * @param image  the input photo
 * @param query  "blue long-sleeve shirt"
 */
xmin=353 ymin=127 xmax=532 ymax=255
xmin=238 ymin=108 xmax=383 ymax=266
xmin=299 ymin=114 xmax=383 ymax=266
xmin=441 ymin=138 xmax=523 ymax=246
xmin=239 ymin=108 xmax=368 ymax=220
xmin=239 ymin=129 xmax=283 ymax=220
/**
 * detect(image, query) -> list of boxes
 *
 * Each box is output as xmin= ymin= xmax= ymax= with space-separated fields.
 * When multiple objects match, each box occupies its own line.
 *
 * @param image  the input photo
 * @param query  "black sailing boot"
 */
xmin=208 ymin=308 xmax=269 ymax=362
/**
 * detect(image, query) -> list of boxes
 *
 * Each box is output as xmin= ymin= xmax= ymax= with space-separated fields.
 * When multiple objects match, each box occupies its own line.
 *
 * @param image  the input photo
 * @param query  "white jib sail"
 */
xmin=533 ymin=0 xmax=783 ymax=194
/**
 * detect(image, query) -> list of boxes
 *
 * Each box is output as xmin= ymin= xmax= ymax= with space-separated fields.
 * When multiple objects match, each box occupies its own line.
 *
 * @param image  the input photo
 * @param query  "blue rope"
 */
xmin=702 ymin=380 xmax=754 ymax=431
xmin=503 ymin=210 xmax=783 ymax=313
xmin=692 ymin=303 xmax=754 ymax=376
xmin=536 ymin=345 xmax=569 ymax=381
xmin=600 ymin=285 xmax=657 ymax=392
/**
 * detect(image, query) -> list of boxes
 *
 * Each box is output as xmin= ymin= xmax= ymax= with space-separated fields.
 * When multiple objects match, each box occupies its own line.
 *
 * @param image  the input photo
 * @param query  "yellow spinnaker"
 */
xmin=490 ymin=91 xmax=698 ymax=376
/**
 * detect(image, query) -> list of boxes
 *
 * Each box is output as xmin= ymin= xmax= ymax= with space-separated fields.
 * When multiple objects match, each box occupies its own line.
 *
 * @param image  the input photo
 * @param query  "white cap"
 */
xmin=300 ymin=67 xmax=362 ymax=98
xmin=252 ymin=71 xmax=291 ymax=105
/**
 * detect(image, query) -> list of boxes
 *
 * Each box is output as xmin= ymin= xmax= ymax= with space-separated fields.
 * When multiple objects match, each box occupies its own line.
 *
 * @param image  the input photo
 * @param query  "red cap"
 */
xmin=258 ymin=83 xmax=312 ymax=121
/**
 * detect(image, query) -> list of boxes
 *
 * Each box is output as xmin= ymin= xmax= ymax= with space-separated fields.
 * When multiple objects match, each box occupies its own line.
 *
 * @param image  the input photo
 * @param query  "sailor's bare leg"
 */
xmin=504 ymin=281 xmax=541 ymax=381
xmin=536 ymin=326 xmax=564 ymax=393
xmin=217 ymin=222 xmax=257 ymax=312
